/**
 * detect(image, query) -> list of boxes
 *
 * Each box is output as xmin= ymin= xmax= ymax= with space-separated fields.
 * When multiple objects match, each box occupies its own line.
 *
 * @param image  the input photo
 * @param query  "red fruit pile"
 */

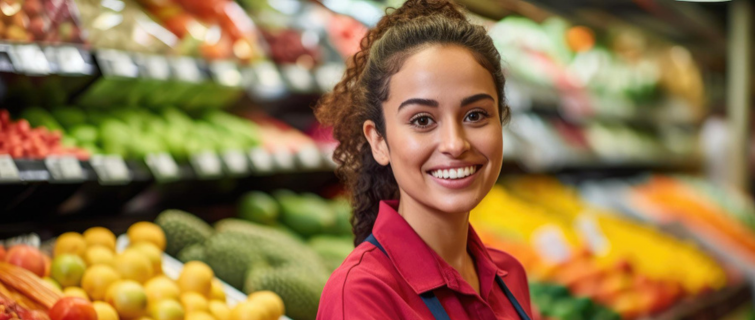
xmin=0 ymin=110 xmax=89 ymax=160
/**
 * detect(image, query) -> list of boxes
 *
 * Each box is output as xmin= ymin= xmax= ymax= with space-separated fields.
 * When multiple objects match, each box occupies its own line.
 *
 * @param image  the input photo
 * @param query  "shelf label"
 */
xmin=282 ymin=65 xmax=315 ymax=92
xmin=97 ymin=50 xmax=138 ymax=78
xmin=190 ymin=151 xmax=223 ymax=179
xmin=45 ymin=156 xmax=85 ymax=182
xmin=0 ymin=44 xmax=16 ymax=72
xmin=575 ymin=214 xmax=610 ymax=255
xmin=134 ymin=54 xmax=170 ymax=80
xmin=146 ymin=153 xmax=179 ymax=181
xmin=296 ymin=144 xmax=322 ymax=169
xmin=249 ymin=148 xmax=274 ymax=173
xmin=170 ymin=57 xmax=203 ymax=83
xmin=222 ymin=150 xmax=248 ymax=176
xmin=531 ymin=225 xmax=571 ymax=264
xmin=15 ymin=44 xmax=50 ymax=75
xmin=315 ymin=63 xmax=345 ymax=92
xmin=272 ymin=149 xmax=295 ymax=171
xmin=0 ymin=155 xmax=20 ymax=181
xmin=57 ymin=46 xmax=92 ymax=75
xmin=210 ymin=61 xmax=242 ymax=87
xmin=91 ymin=155 xmax=131 ymax=184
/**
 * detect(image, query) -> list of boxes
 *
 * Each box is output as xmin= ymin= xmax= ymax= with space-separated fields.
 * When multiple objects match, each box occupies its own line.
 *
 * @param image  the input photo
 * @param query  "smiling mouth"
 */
xmin=427 ymin=165 xmax=482 ymax=180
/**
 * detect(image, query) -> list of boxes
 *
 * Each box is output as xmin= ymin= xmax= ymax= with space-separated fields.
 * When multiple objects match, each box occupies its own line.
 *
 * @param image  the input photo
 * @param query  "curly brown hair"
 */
xmin=315 ymin=0 xmax=509 ymax=246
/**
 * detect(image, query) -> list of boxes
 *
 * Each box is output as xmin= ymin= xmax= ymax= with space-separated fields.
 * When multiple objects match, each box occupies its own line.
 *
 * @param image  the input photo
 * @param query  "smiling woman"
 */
xmin=314 ymin=1 xmax=531 ymax=319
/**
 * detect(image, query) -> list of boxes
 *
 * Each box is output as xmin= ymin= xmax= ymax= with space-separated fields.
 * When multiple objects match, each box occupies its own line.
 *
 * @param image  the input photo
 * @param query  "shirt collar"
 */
xmin=372 ymin=200 xmax=508 ymax=297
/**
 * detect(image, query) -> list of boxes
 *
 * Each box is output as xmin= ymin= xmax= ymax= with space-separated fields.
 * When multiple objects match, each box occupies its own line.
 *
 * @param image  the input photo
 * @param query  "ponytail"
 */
xmin=315 ymin=0 xmax=508 ymax=246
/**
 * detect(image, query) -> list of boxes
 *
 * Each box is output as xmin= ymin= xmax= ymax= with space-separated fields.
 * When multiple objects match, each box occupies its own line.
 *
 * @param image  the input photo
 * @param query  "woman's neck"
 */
xmin=397 ymin=193 xmax=471 ymax=271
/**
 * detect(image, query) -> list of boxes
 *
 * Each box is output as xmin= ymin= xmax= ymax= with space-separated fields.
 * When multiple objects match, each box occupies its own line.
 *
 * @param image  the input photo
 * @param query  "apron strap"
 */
xmin=363 ymin=234 xmax=529 ymax=320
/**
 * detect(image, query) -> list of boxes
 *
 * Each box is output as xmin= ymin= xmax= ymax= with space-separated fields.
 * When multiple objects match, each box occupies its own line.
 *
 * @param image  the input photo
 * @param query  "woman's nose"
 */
xmin=438 ymin=121 xmax=470 ymax=158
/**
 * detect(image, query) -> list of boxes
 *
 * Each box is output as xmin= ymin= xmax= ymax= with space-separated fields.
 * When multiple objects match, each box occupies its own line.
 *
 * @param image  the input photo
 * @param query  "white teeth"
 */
xmin=429 ymin=166 xmax=478 ymax=180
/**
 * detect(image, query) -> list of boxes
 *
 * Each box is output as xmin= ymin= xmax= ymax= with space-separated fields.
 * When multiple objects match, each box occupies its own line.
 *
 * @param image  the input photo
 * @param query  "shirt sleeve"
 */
xmin=317 ymin=264 xmax=402 ymax=320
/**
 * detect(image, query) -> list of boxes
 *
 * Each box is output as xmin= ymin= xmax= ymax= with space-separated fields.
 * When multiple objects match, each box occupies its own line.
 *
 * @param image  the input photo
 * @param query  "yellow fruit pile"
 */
xmin=50 ymin=221 xmax=285 ymax=320
xmin=472 ymin=178 xmax=726 ymax=295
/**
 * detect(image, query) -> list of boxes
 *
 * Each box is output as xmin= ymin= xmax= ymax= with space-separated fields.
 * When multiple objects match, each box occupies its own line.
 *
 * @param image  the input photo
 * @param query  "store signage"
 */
xmin=91 ymin=155 xmax=131 ymax=185
xmin=45 ymin=156 xmax=85 ymax=182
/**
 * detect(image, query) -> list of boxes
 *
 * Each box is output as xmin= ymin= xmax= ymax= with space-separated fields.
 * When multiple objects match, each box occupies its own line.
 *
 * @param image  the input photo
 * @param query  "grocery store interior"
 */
xmin=0 ymin=0 xmax=753 ymax=319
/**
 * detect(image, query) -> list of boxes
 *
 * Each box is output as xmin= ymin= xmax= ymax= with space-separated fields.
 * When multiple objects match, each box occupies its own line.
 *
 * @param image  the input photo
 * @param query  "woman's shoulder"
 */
xmin=324 ymin=241 xmax=400 ymax=291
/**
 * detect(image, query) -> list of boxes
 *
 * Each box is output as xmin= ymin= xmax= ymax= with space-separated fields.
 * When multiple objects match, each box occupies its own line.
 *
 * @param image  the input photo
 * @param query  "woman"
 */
xmin=315 ymin=0 xmax=532 ymax=319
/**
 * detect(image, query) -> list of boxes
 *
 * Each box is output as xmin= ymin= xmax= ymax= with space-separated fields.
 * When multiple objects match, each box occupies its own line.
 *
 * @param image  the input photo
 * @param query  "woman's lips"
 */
xmin=426 ymin=165 xmax=482 ymax=189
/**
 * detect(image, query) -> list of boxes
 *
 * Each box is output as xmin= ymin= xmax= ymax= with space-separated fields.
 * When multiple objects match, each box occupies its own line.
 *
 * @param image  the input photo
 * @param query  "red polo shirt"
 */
xmin=317 ymin=200 xmax=532 ymax=320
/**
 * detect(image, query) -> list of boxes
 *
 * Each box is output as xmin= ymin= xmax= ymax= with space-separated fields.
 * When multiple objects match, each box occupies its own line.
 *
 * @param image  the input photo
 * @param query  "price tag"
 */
xmin=96 ymin=50 xmax=138 ymax=78
xmin=57 ymin=46 xmax=91 ymax=75
xmin=248 ymin=61 xmax=286 ymax=98
xmin=210 ymin=61 xmax=242 ymax=87
xmin=171 ymin=57 xmax=203 ymax=83
xmin=575 ymin=214 xmax=610 ymax=255
xmin=190 ymin=152 xmax=223 ymax=179
xmin=134 ymin=54 xmax=170 ymax=80
xmin=0 ymin=155 xmax=20 ymax=181
xmin=222 ymin=150 xmax=248 ymax=176
xmin=296 ymin=144 xmax=322 ymax=169
xmin=249 ymin=148 xmax=274 ymax=173
xmin=15 ymin=44 xmax=50 ymax=75
xmin=531 ymin=225 xmax=572 ymax=264
xmin=282 ymin=65 xmax=315 ymax=92
xmin=0 ymin=44 xmax=17 ymax=72
xmin=45 ymin=156 xmax=85 ymax=182
xmin=91 ymin=155 xmax=131 ymax=184
xmin=272 ymin=149 xmax=295 ymax=171
xmin=315 ymin=63 xmax=345 ymax=92
xmin=145 ymin=153 xmax=179 ymax=182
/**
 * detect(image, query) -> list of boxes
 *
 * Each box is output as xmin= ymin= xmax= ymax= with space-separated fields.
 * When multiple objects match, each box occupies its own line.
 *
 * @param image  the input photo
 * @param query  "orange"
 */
xmin=185 ymin=311 xmax=215 ymax=320
xmin=144 ymin=276 xmax=180 ymax=303
xmin=63 ymin=287 xmax=90 ymax=301
xmin=210 ymin=279 xmax=225 ymax=302
xmin=180 ymin=292 xmax=208 ymax=313
xmin=149 ymin=299 xmax=185 ymax=320
xmin=247 ymin=291 xmax=284 ymax=319
xmin=177 ymin=261 xmax=213 ymax=297
xmin=83 ymin=227 xmax=116 ymax=251
xmin=54 ymin=232 xmax=87 ymax=257
xmin=127 ymin=222 xmax=166 ymax=251
xmin=208 ymin=300 xmax=230 ymax=320
xmin=84 ymin=245 xmax=115 ymax=267
xmin=128 ymin=242 xmax=163 ymax=275
xmin=230 ymin=301 xmax=269 ymax=320
xmin=106 ymin=280 xmax=148 ymax=319
xmin=82 ymin=265 xmax=120 ymax=301
xmin=93 ymin=301 xmax=119 ymax=320
xmin=114 ymin=250 xmax=154 ymax=283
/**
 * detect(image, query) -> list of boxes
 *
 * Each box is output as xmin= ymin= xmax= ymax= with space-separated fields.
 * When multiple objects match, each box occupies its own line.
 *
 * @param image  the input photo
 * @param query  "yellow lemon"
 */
xmin=106 ymin=280 xmax=148 ymax=319
xmin=127 ymin=222 xmax=166 ymax=251
xmin=208 ymin=300 xmax=230 ymax=320
xmin=63 ymin=287 xmax=90 ymax=301
xmin=177 ymin=261 xmax=213 ymax=297
xmin=54 ymin=232 xmax=86 ymax=258
xmin=82 ymin=264 xmax=120 ymax=301
xmin=114 ymin=250 xmax=154 ymax=283
xmin=83 ymin=227 xmax=116 ymax=251
xmin=84 ymin=245 xmax=116 ymax=267
xmin=144 ymin=276 xmax=180 ymax=303
xmin=149 ymin=299 xmax=185 ymax=320
xmin=230 ymin=302 xmax=268 ymax=320
xmin=93 ymin=301 xmax=119 ymax=320
xmin=134 ymin=317 xmax=154 ymax=320
xmin=247 ymin=291 xmax=284 ymax=319
xmin=210 ymin=279 xmax=226 ymax=302
xmin=180 ymin=292 xmax=208 ymax=313
xmin=185 ymin=311 xmax=216 ymax=320
xmin=128 ymin=242 xmax=163 ymax=275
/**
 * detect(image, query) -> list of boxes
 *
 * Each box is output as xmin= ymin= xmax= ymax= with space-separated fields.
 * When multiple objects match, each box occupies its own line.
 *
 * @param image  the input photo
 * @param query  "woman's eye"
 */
xmin=410 ymin=115 xmax=435 ymax=127
xmin=465 ymin=111 xmax=488 ymax=122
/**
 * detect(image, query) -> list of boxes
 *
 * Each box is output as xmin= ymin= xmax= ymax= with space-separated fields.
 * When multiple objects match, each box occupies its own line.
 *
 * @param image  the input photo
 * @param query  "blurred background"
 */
xmin=0 ymin=0 xmax=753 ymax=319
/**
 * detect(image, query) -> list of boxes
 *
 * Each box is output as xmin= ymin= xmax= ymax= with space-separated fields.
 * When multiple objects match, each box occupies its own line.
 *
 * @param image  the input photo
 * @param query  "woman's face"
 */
xmin=364 ymin=44 xmax=503 ymax=215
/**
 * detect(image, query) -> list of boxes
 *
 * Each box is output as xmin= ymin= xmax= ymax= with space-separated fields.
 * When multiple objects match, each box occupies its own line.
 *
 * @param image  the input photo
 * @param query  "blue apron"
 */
xmin=365 ymin=234 xmax=531 ymax=320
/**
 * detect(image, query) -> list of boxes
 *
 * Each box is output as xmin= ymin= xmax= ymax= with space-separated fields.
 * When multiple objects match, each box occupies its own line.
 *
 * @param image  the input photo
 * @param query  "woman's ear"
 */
xmin=363 ymin=120 xmax=390 ymax=166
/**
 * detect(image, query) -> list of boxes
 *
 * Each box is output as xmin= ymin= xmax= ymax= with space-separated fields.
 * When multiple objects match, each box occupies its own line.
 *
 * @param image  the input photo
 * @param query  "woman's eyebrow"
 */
xmin=461 ymin=93 xmax=495 ymax=106
xmin=398 ymin=98 xmax=439 ymax=111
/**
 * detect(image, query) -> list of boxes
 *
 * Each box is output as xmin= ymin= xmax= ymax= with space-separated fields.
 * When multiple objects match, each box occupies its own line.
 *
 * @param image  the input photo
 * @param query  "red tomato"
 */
xmin=49 ymin=297 xmax=96 ymax=320
xmin=4 ymin=245 xmax=46 ymax=277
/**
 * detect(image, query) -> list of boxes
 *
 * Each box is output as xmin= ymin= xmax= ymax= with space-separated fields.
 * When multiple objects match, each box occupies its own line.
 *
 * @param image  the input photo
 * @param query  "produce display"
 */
xmin=19 ymin=106 xmax=260 ymax=161
xmin=630 ymin=176 xmax=755 ymax=265
xmin=471 ymin=177 xmax=730 ymax=319
xmin=0 ymin=0 xmax=85 ymax=44
xmin=0 ymin=110 xmax=89 ymax=159
xmin=0 ymin=222 xmax=287 ymax=320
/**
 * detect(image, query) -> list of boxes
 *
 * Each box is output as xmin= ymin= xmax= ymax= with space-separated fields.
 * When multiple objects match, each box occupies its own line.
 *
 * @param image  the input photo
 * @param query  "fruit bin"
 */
xmin=116 ymin=234 xmax=293 ymax=320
